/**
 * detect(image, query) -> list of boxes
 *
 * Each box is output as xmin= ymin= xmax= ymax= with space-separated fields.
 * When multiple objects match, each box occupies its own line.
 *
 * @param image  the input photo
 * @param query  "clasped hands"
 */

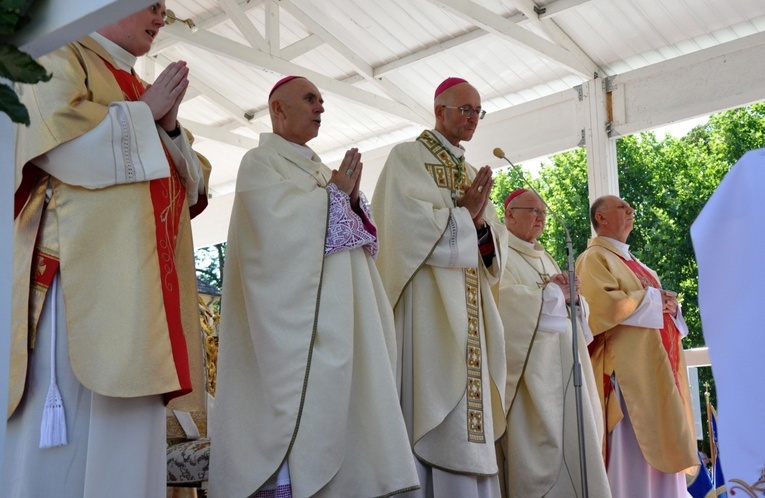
xmin=546 ymin=273 xmax=580 ymax=304
xmin=661 ymin=289 xmax=679 ymax=317
xmin=456 ymin=165 xmax=493 ymax=229
xmin=140 ymin=60 xmax=189 ymax=134
xmin=329 ymin=148 xmax=362 ymax=207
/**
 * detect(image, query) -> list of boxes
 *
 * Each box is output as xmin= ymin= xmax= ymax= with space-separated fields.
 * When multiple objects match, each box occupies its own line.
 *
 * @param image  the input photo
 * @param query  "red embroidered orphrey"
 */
xmin=102 ymin=60 xmax=192 ymax=402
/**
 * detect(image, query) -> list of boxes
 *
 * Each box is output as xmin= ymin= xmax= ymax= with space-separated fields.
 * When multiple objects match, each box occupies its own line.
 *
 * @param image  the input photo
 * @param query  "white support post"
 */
xmin=580 ymin=77 xmax=619 ymax=209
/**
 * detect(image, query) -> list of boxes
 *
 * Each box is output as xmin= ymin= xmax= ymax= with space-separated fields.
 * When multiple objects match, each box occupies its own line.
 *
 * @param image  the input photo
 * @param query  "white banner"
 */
xmin=691 ymin=147 xmax=765 ymax=495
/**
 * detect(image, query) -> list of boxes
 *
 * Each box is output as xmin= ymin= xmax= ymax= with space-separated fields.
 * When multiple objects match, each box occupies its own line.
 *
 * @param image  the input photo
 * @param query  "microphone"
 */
xmin=493 ymin=146 xmax=590 ymax=498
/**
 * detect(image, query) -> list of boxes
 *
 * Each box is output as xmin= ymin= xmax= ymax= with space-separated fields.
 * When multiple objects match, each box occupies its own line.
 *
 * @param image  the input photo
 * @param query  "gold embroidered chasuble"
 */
xmin=575 ymin=237 xmax=697 ymax=474
xmin=10 ymin=36 xmax=208 ymax=417
xmin=372 ymin=130 xmax=508 ymax=475
xmin=497 ymin=231 xmax=610 ymax=498
xmin=209 ymin=133 xmax=418 ymax=498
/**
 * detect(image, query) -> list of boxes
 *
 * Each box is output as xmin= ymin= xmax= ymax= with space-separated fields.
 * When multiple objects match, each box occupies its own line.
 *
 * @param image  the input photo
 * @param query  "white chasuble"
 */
xmin=210 ymin=133 xmax=419 ymax=498
xmin=497 ymin=231 xmax=611 ymax=498
xmin=373 ymin=130 xmax=508 ymax=497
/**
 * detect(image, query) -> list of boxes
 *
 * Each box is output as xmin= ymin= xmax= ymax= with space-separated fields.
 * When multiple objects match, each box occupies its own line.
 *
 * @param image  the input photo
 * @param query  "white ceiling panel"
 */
xmin=137 ymin=0 xmax=765 ymax=248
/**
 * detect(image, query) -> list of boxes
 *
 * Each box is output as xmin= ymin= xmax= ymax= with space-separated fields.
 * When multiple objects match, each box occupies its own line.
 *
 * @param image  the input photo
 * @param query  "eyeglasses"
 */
xmin=442 ymin=105 xmax=486 ymax=120
xmin=510 ymin=207 xmax=547 ymax=217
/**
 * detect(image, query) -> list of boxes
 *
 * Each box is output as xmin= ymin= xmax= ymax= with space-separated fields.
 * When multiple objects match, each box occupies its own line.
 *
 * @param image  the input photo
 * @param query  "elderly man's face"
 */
xmin=434 ymin=83 xmax=481 ymax=146
xmin=273 ymin=78 xmax=325 ymax=145
xmin=505 ymin=191 xmax=547 ymax=243
xmin=597 ymin=196 xmax=634 ymax=242
xmin=98 ymin=2 xmax=166 ymax=57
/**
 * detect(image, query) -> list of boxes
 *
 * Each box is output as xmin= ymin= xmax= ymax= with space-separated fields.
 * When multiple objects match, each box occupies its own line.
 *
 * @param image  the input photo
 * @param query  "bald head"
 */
xmin=268 ymin=77 xmax=324 ymax=146
xmin=590 ymin=195 xmax=635 ymax=242
xmin=434 ymin=81 xmax=481 ymax=146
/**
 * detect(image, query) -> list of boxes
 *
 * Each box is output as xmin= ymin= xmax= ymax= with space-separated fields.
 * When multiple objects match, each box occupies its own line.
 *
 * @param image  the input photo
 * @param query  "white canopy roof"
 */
xmin=141 ymin=0 xmax=765 ymax=248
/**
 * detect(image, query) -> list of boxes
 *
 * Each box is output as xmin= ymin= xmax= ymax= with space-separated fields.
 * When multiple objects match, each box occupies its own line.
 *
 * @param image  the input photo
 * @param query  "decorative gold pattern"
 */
xmin=464 ymin=266 xmax=485 ymax=443
xmin=727 ymin=476 xmax=765 ymax=497
xmin=198 ymin=296 xmax=219 ymax=396
xmin=417 ymin=131 xmax=470 ymax=204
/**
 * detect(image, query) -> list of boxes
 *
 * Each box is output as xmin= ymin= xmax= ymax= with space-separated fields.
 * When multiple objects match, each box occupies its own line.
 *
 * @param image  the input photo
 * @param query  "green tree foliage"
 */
xmin=490 ymin=103 xmax=765 ymax=455
xmin=492 ymin=102 xmax=765 ymax=349
xmin=195 ymin=242 xmax=226 ymax=291
xmin=0 ymin=0 xmax=52 ymax=125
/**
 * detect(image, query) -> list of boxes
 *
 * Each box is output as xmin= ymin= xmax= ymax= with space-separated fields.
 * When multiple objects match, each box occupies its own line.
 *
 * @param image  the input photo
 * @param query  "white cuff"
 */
xmin=35 ymin=101 xmax=168 ymax=188
xmin=428 ymin=207 xmax=478 ymax=268
xmin=621 ymin=286 xmax=664 ymax=329
xmin=537 ymin=284 xmax=568 ymax=334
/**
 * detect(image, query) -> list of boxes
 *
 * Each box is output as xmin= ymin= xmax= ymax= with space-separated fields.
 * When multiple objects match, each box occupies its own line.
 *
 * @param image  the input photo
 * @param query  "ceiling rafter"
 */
xmin=278 ymin=0 xmax=434 ymax=124
xmin=150 ymin=0 xmax=589 ymax=84
xmin=265 ymin=0 xmax=280 ymax=55
xmin=219 ymin=0 xmax=269 ymax=51
xmin=279 ymin=33 xmax=323 ymax=60
xmin=373 ymin=0 xmax=590 ymax=76
xmin=150 ymin=0 xmax=265 ymax=54
xmin=428 ymin=0 xmax=597 ymax=78
xmin=538 ymin=0 xmax=593 ymax=20
xmin=182 ymin=119 xmax=260 ymax=150
xmin=160 ymin=23 xmax=430 ymax=125
xmin=505 ymin=0 xmax=603 ymax=76
xmin=155 ymin=54 xmax=269 ymax=131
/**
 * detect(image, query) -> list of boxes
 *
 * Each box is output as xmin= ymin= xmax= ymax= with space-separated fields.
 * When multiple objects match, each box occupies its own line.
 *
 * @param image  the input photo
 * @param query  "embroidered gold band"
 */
xmin=464 ymin=267 xmax=485 ymax=443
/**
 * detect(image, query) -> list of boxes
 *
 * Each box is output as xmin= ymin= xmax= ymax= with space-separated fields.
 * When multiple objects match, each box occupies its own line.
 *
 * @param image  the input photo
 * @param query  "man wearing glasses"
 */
xmin=496 ymin=189 xmax=611 ymax=497
xmin=372 ymin=77 xmax=508 ymax=497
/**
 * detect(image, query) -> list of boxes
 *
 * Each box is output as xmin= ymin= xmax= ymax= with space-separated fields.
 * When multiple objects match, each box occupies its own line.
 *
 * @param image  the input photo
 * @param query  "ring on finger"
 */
xmin=477 ymin=186 xmax=483 ymax=193
xmin=346 ymin=168 xmax=353 ymax=176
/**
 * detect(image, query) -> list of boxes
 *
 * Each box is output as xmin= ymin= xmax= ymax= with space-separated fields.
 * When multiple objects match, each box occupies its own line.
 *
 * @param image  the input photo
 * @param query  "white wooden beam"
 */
xmin=10 ymin=0 xmax=155 ymax=58
xmin=538 ymin=0 xmax=594 ymax=20
xmin=182 ymin=120 xmax=260 ymax=149
xmin=609 ymin=31 xmax=765 ymax=137
xmin=149 ymin=0 xmax=265 ymax=55
xmin=278 ymin=0 xmax=434 ymax=123
xmin=160 ymin=23 xmax=429 ymax=125
xmin=278 ymin=1 xmax=375 ymax=76
xmin=430 ymin=0 xmax=597 ymax=79
xmin=372 ymin=3 xmax=587 ymax=77
xmin=505 ymin=0 xmax=603 ymax=77
xmin=374 ymin=28 xmax=487 ymax=76
xmin=154 ymin=55 xmax=270 ymax=134
xmin=279 ymin=34 xmax=324 ymax=60
xmin=265 ymin=0 xmax=280 ymax=55
xmin=218 ymin=0 xmax=269 ymax=52
xmin=685 ymin=347 xmax=711 ymax=368
xmin=469 ymin=90 xmax=582 ymax=168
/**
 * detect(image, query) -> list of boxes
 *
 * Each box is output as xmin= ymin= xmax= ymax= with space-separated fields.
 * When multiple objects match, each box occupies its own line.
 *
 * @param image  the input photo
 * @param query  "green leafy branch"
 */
xmin=0 ymin=0 xmax=51 ymax=125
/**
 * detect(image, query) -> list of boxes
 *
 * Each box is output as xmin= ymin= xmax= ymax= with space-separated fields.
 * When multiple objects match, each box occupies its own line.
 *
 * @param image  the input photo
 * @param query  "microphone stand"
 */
xmin=493 ymin=148 xmax=589 ymax=498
